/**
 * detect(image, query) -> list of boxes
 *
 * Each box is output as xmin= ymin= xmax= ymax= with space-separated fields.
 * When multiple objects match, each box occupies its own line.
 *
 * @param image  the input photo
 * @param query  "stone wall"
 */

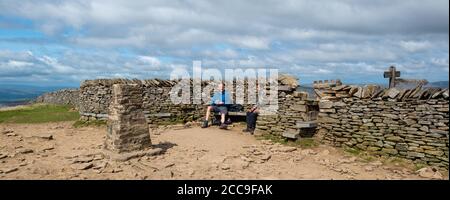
xmin=78 ymin=79 xmax=205 ymax=122
xmin=317 ymin=83 xmax=449 ymax=168
xmin=32 ymin=76 xmax=449 ymax=168
xmin=77 ymin=77 xmax=301 ymax=123
xmin=33 ymin=89 xmax=80 ymax=107
xmin=256 ymin=88 xmax=318 ymax=135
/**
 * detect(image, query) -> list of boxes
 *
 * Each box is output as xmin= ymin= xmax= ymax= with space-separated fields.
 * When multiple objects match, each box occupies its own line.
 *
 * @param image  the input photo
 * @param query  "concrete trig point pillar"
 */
xmin=104 ymin=84 xmax=162 ymax=161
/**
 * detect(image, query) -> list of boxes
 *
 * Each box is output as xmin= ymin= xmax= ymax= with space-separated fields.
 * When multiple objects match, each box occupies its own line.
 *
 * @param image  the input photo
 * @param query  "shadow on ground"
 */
xmin=152 ymin=141 xmax=177 ymax=154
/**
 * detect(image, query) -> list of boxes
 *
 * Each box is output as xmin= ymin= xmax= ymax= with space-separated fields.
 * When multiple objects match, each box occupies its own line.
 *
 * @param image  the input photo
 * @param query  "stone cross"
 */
xmin=384 ymin=66 xmax=400 ymax=88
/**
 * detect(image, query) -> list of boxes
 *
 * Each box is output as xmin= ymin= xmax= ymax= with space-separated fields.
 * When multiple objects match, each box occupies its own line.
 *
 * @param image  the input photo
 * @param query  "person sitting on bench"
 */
xmin=242 ymin=105 xmax=258 ymax=134
xmin=201 ymin=82 xmax=232 ymax=129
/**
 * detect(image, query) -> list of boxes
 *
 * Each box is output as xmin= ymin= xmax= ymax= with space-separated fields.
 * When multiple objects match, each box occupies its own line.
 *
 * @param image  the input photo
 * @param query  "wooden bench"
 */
xmin=213 ymin=111 xmax=247 ymax=116
xmin=144 ymin=112 xmax=172 ymax=118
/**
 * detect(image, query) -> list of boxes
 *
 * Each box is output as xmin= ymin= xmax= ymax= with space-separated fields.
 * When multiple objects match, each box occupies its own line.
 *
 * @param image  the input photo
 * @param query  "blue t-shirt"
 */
xmin=210 ymin=90 xmax=232 ymax=105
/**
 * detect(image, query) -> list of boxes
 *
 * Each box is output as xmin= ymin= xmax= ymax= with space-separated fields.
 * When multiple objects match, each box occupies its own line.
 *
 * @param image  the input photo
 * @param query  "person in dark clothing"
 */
xmin=201 ymin=83 xmax=232 ymax=129
xmin=243 ymin=105 xmax=258 ymax=134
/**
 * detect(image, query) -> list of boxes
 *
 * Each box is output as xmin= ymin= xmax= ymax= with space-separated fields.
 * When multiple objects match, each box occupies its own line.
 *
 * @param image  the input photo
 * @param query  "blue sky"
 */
xmin=0 ymin=0 xmax=448 ymax=87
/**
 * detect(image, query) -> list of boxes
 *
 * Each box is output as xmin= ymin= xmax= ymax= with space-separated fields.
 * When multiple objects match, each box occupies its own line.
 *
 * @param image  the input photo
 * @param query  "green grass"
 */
xmin=360 ymin=154 xmax=376 ymax=162
xmin=257 ymin=133 xmax=318 ymax=148
xmin=72 ymin=119 xmax=107 ymax=128
xmin=343 ymin=147 xmax=419 ymax=168
xmin=344 ymin=147 xmax=362 ymax=156
xmin=0 ymin=104 xmax=79 ymax=123
xmin=414 ymin=163 xmax=429 ymax=171
xmin=343 ymin=147 xmax=377 ymax=162
xmin=382 ymin=156 xmax=413 ymax=168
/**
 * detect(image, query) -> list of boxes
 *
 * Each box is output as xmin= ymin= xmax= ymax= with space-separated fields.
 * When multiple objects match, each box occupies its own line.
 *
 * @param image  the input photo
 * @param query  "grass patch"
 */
xmin=414 ymin=163 xmax=429 ymax=171
xmin=0 ymin=104 xmax=79 ymax=123
xmin=344 ymin=148 xmax=416 ymax=168
xmin=256 ymin=133 xmax=318 ymax=148
xmin=360 ymin=154 xmax=376 ymax=162
xmin=382 ymin=156 xmax=413 ymax=168
xmin=257 ymin=133 xmax=288 ymax=144
xmin=344 ymin=147 xmax=362 ymax=156
xmin=297 ymin=138 xmax=318 ymax=148
xmin=72 ymin=119 xmax=107 ymax=128
xmin=343 ymin=148 xmax=377 ymax=163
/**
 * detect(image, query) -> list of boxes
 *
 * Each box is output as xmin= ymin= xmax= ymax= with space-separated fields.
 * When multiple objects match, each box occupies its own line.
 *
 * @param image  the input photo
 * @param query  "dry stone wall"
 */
xmin=78 ymin=79 xmax=205 ymax=123
xmin=317 ymin=82 xmax=449 ymax=168
xmin=256 ymin=89 xmax=318 ymax=136
xmin=32 ymin=76 xmax=449 ymax=167
xmin=77 ymin=75 xmax=302 ymax=124
xmin=33 ymin=89 xmax=79 ymax=107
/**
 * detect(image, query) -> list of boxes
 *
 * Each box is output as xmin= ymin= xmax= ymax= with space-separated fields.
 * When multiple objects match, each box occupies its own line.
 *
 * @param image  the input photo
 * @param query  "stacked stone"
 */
xmin=78 ymin=79 xmax=119 ymax=120
xmin=373 ymin=87 xmax=449 ymax=101
xmin=144 ymin=80 xmax=198 ymax=124
xmin=313 ymin=80 xmax=449 ymax=101
xmin=313 ymin=79 xmax=343 ymax=100
xmin=105 ymin=84 xmax=151 ymax=153
xmin=256 ymin=85 xmax=318 ymax=136
xmin=78 ymin=78 xmax=202 ymax=123
xmin=77 ymin=75 xmax=304 ymax=125
xmin=318 ymin=97 xmax=449 ymax=168
xmin=33 ymin=89 xmax=80 ymax=107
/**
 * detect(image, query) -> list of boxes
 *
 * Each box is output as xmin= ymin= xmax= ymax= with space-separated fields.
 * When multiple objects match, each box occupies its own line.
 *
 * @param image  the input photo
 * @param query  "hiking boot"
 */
xmin=201 ymin=120 xmax=208 ymax=128
xmin=219 ymin=123 xmax=227 ymax=129
xmin=243 ymin=128 xmax=254 ymax=135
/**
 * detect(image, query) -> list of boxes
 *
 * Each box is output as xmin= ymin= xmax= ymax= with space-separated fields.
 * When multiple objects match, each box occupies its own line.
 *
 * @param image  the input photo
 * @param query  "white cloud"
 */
xmin=431 ymin=58 xmax=449 ymax=67
xmin=138 ymin=56 xmax=161 ymax=66
xmin=293 ymin=44 xmax=398 ymax=62
xmin=228 ymin=36 xmax=270 ymax=50
xmin=314 ymin=68 xmax=332 ymax=74
xmin=399 ymin=41 xmax=432 ymax=52
xmin=0 ymin=0 xmax=448 ymax=84
xmin=7 ymin=60 xmax=34 ymax=67
xmin=201 ymin=49 xmax=238 ymax=59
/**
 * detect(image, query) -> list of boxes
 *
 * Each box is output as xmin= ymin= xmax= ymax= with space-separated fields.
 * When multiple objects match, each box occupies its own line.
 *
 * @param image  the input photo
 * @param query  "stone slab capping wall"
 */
xmin=316 ymin=80 xmax=449 ymax=168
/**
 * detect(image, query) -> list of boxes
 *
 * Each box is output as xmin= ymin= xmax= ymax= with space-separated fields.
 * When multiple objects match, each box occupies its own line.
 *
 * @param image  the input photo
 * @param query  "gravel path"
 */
xmin=0 ymin=122 xmax=446 ymax=180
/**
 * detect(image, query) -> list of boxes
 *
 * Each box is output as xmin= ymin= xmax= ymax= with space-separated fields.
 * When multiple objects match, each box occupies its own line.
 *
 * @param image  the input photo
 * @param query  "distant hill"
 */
xmin=0 ymin=84 xmax=77 ymax=107
xmin=426 ymin=81 xmax=449 ymax=88
xmin=297 ymin=85 xmax=315 ymax=98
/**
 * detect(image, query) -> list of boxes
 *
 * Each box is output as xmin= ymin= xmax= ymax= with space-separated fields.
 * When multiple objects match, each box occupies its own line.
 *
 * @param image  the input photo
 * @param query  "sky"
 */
xmin=0 ymin=0 xmax=448 ymax=87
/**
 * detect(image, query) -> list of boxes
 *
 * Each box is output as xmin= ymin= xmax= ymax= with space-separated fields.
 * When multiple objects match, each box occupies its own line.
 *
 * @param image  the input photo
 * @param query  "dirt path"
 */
xmin=0 ymin=122 xmax=447 ymax=180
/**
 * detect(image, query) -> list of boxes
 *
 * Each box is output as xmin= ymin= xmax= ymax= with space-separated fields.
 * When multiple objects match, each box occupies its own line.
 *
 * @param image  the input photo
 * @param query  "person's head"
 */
xmin=217 ymin=82 xmax=225 ymax=91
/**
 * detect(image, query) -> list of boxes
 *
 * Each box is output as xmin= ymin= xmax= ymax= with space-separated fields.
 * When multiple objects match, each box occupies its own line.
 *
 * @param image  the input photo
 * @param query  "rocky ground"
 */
xmin=0 ymin=121 xmax=447 ymax=180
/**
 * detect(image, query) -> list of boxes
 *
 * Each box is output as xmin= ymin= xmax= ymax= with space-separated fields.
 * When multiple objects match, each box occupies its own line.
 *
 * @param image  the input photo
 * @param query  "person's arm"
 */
xmin=211 ymin=93 xmax=222 ymax=105
xmin=249 ymin=105 xmax=258 ymax=112
xmin=210 ymin=93 xmax=217 ymax=105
